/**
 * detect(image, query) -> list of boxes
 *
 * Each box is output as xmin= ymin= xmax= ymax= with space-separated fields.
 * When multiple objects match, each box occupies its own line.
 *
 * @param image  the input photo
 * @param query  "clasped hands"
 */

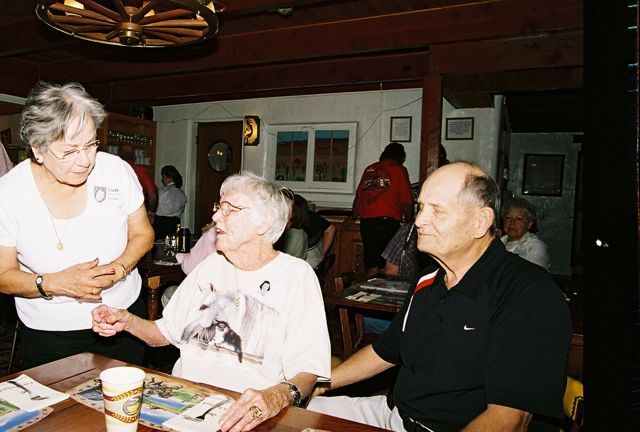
xmin=48 ymin=258 xmax=128 ymax=301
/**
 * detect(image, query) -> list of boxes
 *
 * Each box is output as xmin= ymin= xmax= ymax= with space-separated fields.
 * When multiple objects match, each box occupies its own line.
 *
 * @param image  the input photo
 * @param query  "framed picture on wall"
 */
xmin=522 ymin=154 xmax=565 ymax=196
xmin=445 ymin=117 xmax=474 ymax=140
xmin=390 ymin=116 xmax=412 ymax=142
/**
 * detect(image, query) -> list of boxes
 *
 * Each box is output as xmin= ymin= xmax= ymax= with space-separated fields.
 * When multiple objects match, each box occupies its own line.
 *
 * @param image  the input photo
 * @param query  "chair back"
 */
xmin=563 ymin=376 xmax=584 ymax=428
xmin=314 ymin=253 xmax=335 ymax=288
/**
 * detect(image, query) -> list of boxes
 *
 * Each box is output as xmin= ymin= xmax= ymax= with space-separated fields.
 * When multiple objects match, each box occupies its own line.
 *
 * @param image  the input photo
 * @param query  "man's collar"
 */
xmin=450 ymin=238 xmax=506 ymax=300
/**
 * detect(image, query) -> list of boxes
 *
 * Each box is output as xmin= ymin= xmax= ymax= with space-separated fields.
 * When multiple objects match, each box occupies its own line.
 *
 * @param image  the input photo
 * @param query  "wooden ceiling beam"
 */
xmin=85 ymin=51 xmax=428 ymax=104
xmin=35 ymin=0 xmax=582 ymax=85
xmin=430 ymin=30 xmax=583 ymax=75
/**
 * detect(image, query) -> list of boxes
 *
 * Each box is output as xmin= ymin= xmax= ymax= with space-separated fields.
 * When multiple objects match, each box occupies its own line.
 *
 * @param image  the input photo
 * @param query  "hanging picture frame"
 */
xmin=390 ymin=116 xmax=412 ymax=142
xmin=522 ymin=154 xmax=565 ymax=196
xmin=445 ymin=117 xmax=474 ymax=140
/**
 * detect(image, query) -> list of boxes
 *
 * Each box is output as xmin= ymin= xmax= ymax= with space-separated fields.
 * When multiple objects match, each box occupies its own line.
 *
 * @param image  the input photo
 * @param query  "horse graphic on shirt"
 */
xmin=180 ymin=282 xmax=277 ymax=364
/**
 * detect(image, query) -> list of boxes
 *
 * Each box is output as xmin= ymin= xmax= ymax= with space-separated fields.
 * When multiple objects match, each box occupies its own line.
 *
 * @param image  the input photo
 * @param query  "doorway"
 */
xmin=194 ymin=121 xmax=243 ymax=234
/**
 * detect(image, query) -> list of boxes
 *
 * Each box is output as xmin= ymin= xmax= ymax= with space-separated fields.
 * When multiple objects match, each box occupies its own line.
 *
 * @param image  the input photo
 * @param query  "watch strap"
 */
xmin=281 ymin=381 xmax=302 ymax=406
xmin=35 ymin=275 xmax=53 ymax=300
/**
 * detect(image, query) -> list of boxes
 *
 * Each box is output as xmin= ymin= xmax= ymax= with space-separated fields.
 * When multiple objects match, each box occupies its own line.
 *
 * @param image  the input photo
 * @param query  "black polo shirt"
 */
xmin=373 ymin=239 xmax=572 ymax=431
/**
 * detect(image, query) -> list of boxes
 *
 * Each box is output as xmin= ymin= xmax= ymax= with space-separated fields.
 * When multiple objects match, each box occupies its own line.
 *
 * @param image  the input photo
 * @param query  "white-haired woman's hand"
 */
xmin=218 ymin=385 xmax=290 ymax=432
xmin=91 ymin=305 xmax=131 ymax=337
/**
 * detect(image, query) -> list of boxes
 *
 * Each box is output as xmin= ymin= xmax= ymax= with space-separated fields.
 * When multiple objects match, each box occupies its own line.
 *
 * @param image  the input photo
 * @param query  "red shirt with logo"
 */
xmin=355 ymin=159 xmax=413 ymax=221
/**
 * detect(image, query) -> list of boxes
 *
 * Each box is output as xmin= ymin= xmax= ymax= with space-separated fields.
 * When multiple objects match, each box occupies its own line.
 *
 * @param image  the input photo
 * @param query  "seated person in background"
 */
xmin=92 ymin=171 xmax=330 ymax=432
xmin=275 ymin=193 xmax=309 ymax=260
xmin=500 ymin=197 xmax=550 ymax=270
xmin=308 ymin=161 xmax=571 ymax=432
xmin=304 ymin=204 xmax=336 ymax=269
xmin=161 ymin=222 xmax=216 ymax=308
xmin=119 ymin=144 xmax=158 ymax=222
xmin=153 ymin=165 xmax=187 ymax=240
xmin=364 ymin=223 xmax=432 ymax=335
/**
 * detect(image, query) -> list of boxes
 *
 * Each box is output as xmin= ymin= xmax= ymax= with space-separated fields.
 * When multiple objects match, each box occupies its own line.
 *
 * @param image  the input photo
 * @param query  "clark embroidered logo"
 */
xmin=94 ymin=186 xmax=107 ymax=203
xmin=402 ymin=269 xmax=439 ymax=332
xmin=463 ymin=325 xmax=476 ymax=331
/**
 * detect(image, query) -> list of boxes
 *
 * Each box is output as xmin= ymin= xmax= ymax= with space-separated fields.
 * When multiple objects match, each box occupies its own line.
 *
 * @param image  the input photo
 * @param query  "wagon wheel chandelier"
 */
xmin=36 ymin=0 xmax=224 ymax=47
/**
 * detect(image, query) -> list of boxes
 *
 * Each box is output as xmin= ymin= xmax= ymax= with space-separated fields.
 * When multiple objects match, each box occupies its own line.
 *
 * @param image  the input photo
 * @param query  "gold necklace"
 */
xmin=49 ymin=214 xmax=70 ymax=250
xmin=234 ymin=267 xmax=241 ymax=307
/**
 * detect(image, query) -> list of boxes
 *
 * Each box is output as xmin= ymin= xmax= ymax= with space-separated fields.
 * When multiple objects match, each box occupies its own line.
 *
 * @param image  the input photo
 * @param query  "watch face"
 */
xmin=36 ymin=275 xmax=43 ymax=285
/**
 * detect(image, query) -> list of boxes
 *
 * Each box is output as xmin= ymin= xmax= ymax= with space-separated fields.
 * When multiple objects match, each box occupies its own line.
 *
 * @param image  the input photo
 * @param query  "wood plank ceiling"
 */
xmin=0 ymin=0 xmax=583 ymax=132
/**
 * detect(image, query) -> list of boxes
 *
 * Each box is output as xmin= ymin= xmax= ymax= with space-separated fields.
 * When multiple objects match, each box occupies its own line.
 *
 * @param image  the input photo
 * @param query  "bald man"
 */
xmin=309 ymin=161 xmax=571 ymax=432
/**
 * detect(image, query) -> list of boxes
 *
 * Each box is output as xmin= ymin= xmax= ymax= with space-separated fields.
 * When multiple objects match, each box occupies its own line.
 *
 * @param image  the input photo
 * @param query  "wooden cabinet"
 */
xmin=98 ymin=112 xmax=156 ymax=176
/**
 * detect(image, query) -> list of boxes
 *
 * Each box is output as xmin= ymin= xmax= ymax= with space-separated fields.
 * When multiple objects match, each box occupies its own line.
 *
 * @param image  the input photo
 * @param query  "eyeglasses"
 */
xmin=48 ymin=139 xmax=100 ymax=162
xmin=213 ymin=201 xmax=249 ymax=216
xmin=280 ymin=187 xmax=294 ymax=201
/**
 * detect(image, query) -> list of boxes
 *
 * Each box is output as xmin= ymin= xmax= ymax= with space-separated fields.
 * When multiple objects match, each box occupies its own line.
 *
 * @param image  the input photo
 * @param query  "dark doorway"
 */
xmin=194 ymin=121 xmax=243 ymax=235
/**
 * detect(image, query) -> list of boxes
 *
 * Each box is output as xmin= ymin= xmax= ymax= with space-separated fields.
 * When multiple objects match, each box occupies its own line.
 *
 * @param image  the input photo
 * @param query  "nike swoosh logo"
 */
xmin=463 ymin=325 xmax=475 ymax=331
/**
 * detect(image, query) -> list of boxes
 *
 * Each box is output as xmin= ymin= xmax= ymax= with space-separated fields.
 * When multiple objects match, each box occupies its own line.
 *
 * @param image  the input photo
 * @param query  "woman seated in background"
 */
xmin=0 ymin=81 xmax=154 ymax=368
xmin=304 ymin=203 xmax=336 ymax=270
xmin=500 ymin=197 xmax=550 ymax=270
xmin=275 ymin=193 xmax=309 ymax=260
xmin=153 ymin=164 xmax=187 ymax=239
xmin=92 ymin=171 xmax=330 ymax=431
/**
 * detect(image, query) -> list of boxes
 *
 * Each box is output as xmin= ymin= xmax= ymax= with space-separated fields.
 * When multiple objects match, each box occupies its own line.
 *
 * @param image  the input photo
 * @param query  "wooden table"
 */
xmin=137 ymin=259 xmax=186 ymax=320
xmin=3 ymin=352 xmax=390 ymax=431
xmin=325 ymin=284 xmax=405 ymax=359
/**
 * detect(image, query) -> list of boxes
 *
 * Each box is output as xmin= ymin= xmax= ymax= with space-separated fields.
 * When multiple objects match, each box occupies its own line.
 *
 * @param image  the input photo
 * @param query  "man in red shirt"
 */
xmin=352 ymin=142 xmax=413 ymax=277
xmin=119 ymin=145 xmax=158 ymax=222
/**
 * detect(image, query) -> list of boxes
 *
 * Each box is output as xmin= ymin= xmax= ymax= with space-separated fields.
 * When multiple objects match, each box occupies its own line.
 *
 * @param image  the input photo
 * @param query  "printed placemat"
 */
xmin=67 ymin=373 xmax=230 ymax=431
xmin=0 ymin=405 xmax=52 ymax=432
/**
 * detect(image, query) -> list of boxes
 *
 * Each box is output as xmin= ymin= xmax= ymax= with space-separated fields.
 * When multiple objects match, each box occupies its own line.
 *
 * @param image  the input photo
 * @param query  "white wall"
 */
xmin=154 ymin=89 xmax=424 ymax=228
xmin=441 ymin=96 xmax=503 ymax=179
xmin=506 ymin=133 xmax=581 ymax=275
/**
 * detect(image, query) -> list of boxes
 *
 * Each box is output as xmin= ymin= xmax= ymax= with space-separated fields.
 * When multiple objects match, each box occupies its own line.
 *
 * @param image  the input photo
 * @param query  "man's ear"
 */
xmin=474 ymin=207 xmax=495 ymax=238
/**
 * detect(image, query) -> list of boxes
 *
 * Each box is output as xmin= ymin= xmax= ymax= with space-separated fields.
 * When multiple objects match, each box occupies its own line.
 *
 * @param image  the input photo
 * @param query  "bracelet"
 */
xmin=113 ymin=260 xmax=128 ymax=278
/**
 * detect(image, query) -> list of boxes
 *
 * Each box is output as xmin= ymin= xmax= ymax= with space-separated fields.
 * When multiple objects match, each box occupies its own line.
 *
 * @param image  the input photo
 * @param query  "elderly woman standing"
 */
xmin=92 ymin=171 xmax=330 ymax=431
xmin=501 ymin=197 xmax=550 ymax=270
xmin=0 ymin=81 xmax=154 ymax=368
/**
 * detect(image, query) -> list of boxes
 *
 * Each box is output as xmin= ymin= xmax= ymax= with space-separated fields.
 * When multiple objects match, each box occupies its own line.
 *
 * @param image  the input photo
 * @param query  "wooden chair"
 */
xmin=314 ymin=253 xmax=336 ymax=291
xmin=333 ymin=271 xmax=380 ymax=358
xmin=563 ymin=376 xmax=583 ymax=431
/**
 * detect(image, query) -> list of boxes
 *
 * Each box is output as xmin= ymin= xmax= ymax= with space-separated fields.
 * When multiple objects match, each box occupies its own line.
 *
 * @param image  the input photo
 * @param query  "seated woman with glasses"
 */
xmin=92 ymin=171 xmax=330 ymax=431
xmin=0 ymin=81 xmax=154 ymax=369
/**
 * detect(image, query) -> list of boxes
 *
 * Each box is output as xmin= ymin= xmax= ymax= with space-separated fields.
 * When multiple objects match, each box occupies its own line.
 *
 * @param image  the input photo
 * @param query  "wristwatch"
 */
xmin=35 ymin=274 xmax=53 ymax=300
xmin=281 ymin=381 xmax=302 ymax=406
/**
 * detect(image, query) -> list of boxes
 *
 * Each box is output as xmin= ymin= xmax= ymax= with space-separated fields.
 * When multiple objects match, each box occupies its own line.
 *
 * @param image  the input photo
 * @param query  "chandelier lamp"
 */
xmin=36 ymin=0 xmax=224 ymax=47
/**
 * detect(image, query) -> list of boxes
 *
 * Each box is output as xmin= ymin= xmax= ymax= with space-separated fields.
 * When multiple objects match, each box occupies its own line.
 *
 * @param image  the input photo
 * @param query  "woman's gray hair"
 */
xmin=454 ymin=161 xmax=501 ymax=235
xmin=501 ymin=197 xmax=538 ymax=231
xmin=219 ymin=171 xmax=292 ymax=244
xmin=20 ymin=81 xmax=106 ymax=161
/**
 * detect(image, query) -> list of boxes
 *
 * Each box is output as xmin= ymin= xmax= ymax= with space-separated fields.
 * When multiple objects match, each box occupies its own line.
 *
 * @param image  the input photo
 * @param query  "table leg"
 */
xmin=354 ymin=312 xmax=365 ymax=349
xmin=338 ymin=307 xmax=353 ymax=359
xmin=146 ymin=276 xmax=161 ymax=320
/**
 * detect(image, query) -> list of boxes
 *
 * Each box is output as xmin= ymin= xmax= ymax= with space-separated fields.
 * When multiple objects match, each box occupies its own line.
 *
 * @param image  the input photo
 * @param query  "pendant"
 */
xmin=235 ymin=295 xmax=240 ymax=307
xmin=56 ymin=241 xmax=63 ymax=250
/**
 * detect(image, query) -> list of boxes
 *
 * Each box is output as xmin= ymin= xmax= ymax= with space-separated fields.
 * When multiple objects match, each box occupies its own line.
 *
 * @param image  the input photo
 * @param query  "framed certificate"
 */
xmin=390 ymin=116 xmax=412 ymax=142
xmin=445 ymin=117 xmax=474 ymax=140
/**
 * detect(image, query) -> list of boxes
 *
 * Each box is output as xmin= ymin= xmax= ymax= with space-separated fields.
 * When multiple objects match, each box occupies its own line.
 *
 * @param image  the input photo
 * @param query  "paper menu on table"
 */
xmin=163 ymin=395 xmax=232 ymax=432
xmin=0 ymin=374 xmax=69 ymax=412
xmin=345 ymin=291 xmax=382 ymax=303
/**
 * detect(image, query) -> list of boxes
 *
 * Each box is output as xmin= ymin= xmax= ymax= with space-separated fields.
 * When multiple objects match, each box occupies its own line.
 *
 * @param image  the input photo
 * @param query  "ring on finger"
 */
xmin=250 ymin=406 xmax=263 ymax=420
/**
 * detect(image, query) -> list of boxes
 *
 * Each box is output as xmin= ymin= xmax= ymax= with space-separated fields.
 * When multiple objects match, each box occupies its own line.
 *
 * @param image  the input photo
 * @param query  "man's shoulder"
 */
xmin=486 ymin=250 xmax=559 ymax=301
